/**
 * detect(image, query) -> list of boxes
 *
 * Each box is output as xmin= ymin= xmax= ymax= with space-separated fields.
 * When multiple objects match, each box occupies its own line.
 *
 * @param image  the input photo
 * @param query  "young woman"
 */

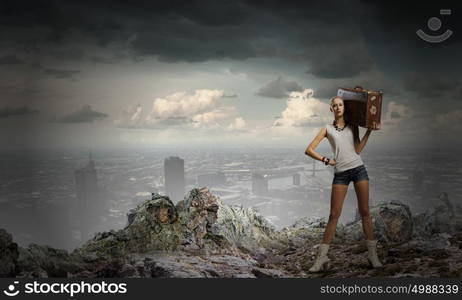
xmin=304 ymin=96 xmax=383 ymax=272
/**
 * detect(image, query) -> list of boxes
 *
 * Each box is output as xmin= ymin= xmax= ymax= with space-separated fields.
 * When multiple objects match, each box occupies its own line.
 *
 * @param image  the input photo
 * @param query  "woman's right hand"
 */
xmin=328 ymin=159 xmax=336 ymax=166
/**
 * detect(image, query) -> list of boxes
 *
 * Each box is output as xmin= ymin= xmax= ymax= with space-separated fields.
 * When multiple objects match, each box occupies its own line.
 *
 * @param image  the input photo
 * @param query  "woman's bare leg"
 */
xmin=353 ymin=180 xmax=374 ymax=240
xmin=321 ymin=184 xmax=348 ymax=244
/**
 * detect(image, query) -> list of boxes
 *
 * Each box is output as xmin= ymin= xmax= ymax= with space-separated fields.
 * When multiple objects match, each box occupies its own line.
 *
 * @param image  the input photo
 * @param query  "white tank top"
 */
xmin=325 ymin=123 xmax=363 ymax=173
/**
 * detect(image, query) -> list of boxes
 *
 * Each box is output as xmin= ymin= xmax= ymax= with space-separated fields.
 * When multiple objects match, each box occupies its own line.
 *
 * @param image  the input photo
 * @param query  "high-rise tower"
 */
xmin=74 ymin=152 xmax=99 ymax=242
xmin=164 ymin=156 xmax=185 ymax=203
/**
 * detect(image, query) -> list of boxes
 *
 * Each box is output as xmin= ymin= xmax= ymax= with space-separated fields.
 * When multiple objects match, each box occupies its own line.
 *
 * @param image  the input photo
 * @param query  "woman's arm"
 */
xmin=355 ymin=127 xmax=372 ymax=154
xmin=305 ymin=127 xmax=336 ymax=165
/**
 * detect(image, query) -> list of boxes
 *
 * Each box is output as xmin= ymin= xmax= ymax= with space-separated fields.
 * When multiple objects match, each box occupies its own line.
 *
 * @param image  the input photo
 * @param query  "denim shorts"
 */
xmin=332 ymin=164 xmax=369 ymax=185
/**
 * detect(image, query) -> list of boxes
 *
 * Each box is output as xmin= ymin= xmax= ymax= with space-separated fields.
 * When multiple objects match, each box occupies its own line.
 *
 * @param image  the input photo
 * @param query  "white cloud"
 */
xmin=150 ymin=89 xmax=222 ymax=118
xmin=226 ymin=117 xmax=247 ymax=131
xmin=273 ymin=89 xmax=331 ymax=127
xmin=111 ymin=87 xmax=427 ymax=148
xmin=191 ymin=106 xmax=236 ymax=128
xmin=115 ymin=89 xmax=237 ymax=129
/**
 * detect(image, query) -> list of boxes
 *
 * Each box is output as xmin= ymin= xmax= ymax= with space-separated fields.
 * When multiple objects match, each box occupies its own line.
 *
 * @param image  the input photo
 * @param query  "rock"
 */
xmin=341 ymin=200 xmax=413 ymax=245
xmin=405 ymin=234 xmax=451 ymax=251
xmin=425 ymin=248 xmax=450 ymax=259
xmin=124 ymin=251 xmax=292 ymax=278
xmin=438 ymin=192 xmax=454 ymax=217
xmin=448 ymin=233 xmax=462 ymax=248
xmin=413 ymin=193 xmax=462 ymax=237
xmin=441 ymin=267 xmax=462 ymax=277
xmin=73 ymin=188 xmax=239 ymax=260
xmin=390 ymin=273 xmax=423 ymax=278
xmin=182 ymin=188 xmax=226 ymax=251
xmin=70 ymin=187 xmax=282 ymax=275
xmin=0 ymin=229 xmax=19 ymax=277
xmin=216 ymin=200 xmax=279 ymax=252
xmin=428 ymin=260 xmax=447 ymax=268
xmin=376 ymin=263 xmax=402 ymax=276
xmin=94 ymin=259 xmax=126 ymax=277
xmin=251 ymin=267 xmax=290 ymax=278
xmin=278 ymin=217 xmax=328 ymax=248
xmin=2 ymin=189 xmax=462 ymax=279
xmin=67 ymin=270 xmax=96 ymax=278
xmin=118 ymin=264 xmax=139 ymax=278
xmin=16 ymin=244 xmax=85 ymax=278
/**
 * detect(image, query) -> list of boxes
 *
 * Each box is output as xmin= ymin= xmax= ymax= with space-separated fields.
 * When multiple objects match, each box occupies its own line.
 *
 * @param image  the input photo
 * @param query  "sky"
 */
xmin=1 ymin=0 xmax=462 ymax=150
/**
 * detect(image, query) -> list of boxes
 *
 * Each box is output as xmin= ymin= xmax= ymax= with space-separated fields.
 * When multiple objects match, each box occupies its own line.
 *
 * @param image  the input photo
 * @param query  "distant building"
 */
xmin=293 ymin=173 xmax=301 ymax=186
xmin=164 ymin=156 xmax=185 ymax=203
xmin=74 ymin=153 xmax=103 ymax=242
xmin=75 ymin=156 xmax=98 ymax=212
xmin=252 ymin=173 xmax=268 ymax=196
xmin=197 ymin=171 xmax=226 ymax=187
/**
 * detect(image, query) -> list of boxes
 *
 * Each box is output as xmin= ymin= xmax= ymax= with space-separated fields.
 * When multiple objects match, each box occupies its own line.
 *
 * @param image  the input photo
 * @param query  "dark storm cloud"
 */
xmin=0 ymin=0 xmax=384 ymax=78
xmin=1 ymin=0 xmax=461 ymax=79
xmin=43 ymin=68 xmax=81 ymax=79
xmin=22 ymin=62 xmax=82 ymax=79
xmin=56 ymin=105 xmax=108 ymax=123
xmin=256 ymin=76 xmax=303 ymax=98
xmin=47 ymin=48 xmax=85 ymax=61
xmin=404 ymin=71 xmax=462 ymax=100
xmin=0 ymin=55 xmax=24 ymax=65
xmin=90 ymin=56 xmax=116 ymax=64
xmin=303 ymin=45 xmax=374 ymax=79
xmin=352 ymin=0 xmax=462 ymax=76
xmin=312 ymin=70 xmax=401 ymax=100
xmin=356 ymin=0 xmax=462 ymax=45
xmin=0 ymin=106 xmax=38 ymax=118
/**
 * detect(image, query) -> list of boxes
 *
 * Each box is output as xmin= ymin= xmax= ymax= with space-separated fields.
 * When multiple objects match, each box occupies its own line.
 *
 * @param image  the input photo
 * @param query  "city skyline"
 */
xmin=1 ymin=144 xmax=460 ymax=251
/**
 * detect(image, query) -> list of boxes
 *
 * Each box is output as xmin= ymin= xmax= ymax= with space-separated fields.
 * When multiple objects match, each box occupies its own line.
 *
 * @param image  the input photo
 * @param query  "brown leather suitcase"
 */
xmin=337 ymin=86 xmax=383 ymax=130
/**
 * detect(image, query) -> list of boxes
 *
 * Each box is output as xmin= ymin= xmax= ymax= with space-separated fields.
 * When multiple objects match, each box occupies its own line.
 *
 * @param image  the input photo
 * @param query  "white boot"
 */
xmin=308 ymin=243 xmax=331 ymax=273
xmin=366 ymin=239 xmax=383 ymax=268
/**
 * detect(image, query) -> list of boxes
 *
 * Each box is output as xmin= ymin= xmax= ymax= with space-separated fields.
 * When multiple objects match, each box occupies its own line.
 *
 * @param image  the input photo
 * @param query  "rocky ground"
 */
xmin=1 ymin=188 xmax=461 ymax=278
